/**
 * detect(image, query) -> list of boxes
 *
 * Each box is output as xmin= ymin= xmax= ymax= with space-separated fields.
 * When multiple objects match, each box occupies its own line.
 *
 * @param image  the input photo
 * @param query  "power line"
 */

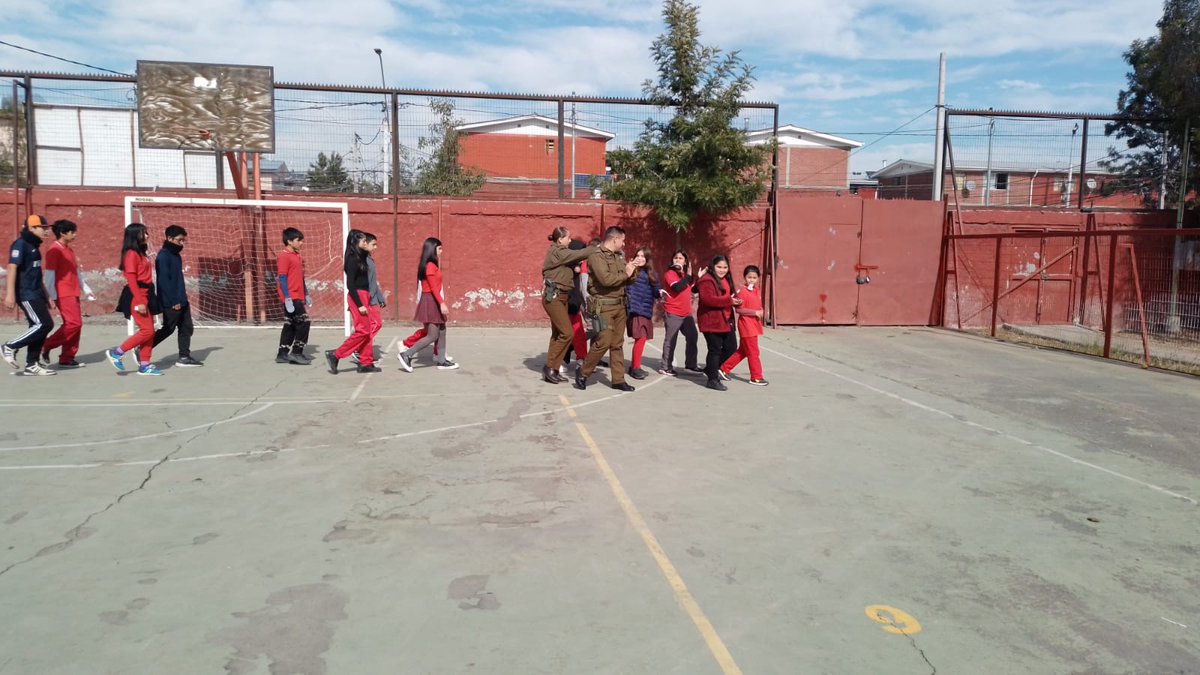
xmin=0 ymin=39 xmax=129 ymax=76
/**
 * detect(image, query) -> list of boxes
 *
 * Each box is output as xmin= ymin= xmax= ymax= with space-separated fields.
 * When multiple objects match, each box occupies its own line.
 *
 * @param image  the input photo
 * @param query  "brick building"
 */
xmin=871 ymin=159 xmax=1143 ymax=208
xmin=456 ymin=114 xmax=614 ymax=198
xmin=746 ymin=125 xmax=861 ymax=192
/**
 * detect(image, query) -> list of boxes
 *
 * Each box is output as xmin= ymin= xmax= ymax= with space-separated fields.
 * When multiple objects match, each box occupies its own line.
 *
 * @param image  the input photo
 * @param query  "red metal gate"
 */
xmin=774 ymin=195 xmax=943 ymax=325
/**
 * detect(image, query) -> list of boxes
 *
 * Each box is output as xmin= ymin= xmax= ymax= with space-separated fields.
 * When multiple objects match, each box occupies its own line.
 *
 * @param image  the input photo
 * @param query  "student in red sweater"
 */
xmin=720 ymin=265 xmax=768 ymax=386
xmin=275 ymin=227 xmax=313 ymax=365
xmin=658 ymin=249 xmax=701 ymax=376
xmin=106 ymin=223 xmax=161 ymax=375
xmin=41 ymin=219 xmax=95 ymax=368
xmin=398 ymin=237 xmax=458 ymax=371
xmin=696 ymin=255 xmax=741 ymax=391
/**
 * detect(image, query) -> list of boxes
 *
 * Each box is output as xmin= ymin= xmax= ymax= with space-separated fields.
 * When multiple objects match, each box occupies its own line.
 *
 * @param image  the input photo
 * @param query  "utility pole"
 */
xmin=932 ymin=53 xmax=947 ymax=200
xmin=1064 ymin=123 xmax=1079 ymax=205
xmin=984 ymin=114 xmax=995 ymax=206
xmin=570 ymin=95 xmax=577 ymax=199
xmin=374 ymin=48 xmax=389 ymax=193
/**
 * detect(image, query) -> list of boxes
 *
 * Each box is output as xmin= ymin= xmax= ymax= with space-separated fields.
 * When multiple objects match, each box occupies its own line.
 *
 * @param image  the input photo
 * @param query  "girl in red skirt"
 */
xmin=106 ymin=223 xmax=160 ymax=375
xmin=624 ymin=246 xmax=659 ymax=380
xmin=398 ymin=237 xmax=458 ymax=371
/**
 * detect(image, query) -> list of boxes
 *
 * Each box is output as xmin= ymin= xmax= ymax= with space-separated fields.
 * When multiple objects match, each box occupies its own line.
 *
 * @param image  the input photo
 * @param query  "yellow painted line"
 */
xmin=557 ymin=394 xmax=743 ymax=675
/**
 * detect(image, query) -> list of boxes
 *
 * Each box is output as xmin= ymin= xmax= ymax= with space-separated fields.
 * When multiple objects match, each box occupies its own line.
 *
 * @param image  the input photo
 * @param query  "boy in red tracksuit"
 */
xmin=275 ymin=227 xmax=313 ymax=365
xmin=41 ymin=219 xmax=95 ymax=368
xmin=720 ymin=265 xmax=768 ymax=386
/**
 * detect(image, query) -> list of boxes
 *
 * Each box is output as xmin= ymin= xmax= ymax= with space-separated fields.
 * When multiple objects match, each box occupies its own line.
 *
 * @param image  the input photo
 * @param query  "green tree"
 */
xmin=1105 ymin=0 xmax=1200 ymax=208
xmin=0 ymin=99 xmax=25 ymax=187
xmin=603 ymin=0 xmax=773 ymax=231
xmin=412 ymin=99 xmax=486 ymax=197
xmin=306 ymin=151 xmax=353 ymax=192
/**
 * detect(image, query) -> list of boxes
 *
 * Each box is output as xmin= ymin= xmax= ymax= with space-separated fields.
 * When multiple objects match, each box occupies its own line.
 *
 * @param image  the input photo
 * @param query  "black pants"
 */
xmin=703 ymin=331 xmax=737 ymax=383
xmin=7 ymin=298 xmax=54 ymax=365
xmin=279 ymin=304 xmax=311 ymax=354
xmin=153 ymin=304 xmax=193 ymax=357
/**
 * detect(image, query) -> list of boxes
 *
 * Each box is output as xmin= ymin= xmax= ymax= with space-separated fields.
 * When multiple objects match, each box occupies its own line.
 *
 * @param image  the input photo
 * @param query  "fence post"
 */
xmin=556 ymin=99 xmax=565 ymax=199
xmin=991 ymin=235 xmax=1002 ymax=337
xmin=22 ymin=76 xmax=36 ymax=188
xmin=1077 ymin=117 xmax=1089 ymax=210
xmin=389 ymin=92 xmax=400 ymax=195
xmin=1103 ymin=233 xmax=1118 ymax=359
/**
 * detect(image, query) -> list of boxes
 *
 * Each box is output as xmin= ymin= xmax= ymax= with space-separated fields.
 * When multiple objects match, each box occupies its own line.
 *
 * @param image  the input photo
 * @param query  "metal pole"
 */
xmin=1076 ymin=118 xmax=1089 ymax=210
xmin=1103 ymin=233 xmax=1118 ymax=358
xmin=1159 ymin=130 xmax=1168 ymax=210
xmin=390 ymin=93 xmax=400 ymax=194
xmin=570 ymin=96 xmax=577 ymax=199
xmin=556 ymin=99 xmax=565 ymax=199
xmin=932 ymin=53 xmax=947 ymax=201
xmin=374 ymin=48 xmax=389 ymax=194
xmin=1166 ymin=117 xmax=1192 ymax=334
xmin=991 ymin=236 xmax=1002 ymax=337
xmin=11 ymin=79 xmax=20 ymax=230
xmin=770 ymin=104 xmax=779 ymax=328
xmin=22 ymin=76 xmax=36 ymax=188
xmin=984 ymin=116 xmax=994 ymax=206
xmin=1064 ymin=123 xmax=1078 ymax=205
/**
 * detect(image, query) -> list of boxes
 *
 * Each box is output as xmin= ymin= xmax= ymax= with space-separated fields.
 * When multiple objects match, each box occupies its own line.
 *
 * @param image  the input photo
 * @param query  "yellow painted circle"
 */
xmin=865 ymin=604 xmax=922 ymax=635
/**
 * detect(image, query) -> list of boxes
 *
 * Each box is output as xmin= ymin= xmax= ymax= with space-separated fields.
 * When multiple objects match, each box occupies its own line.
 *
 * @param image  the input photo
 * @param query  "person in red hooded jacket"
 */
xmin=106 ymin=223 xmax=161 ymax=375
xmin=719 ymin=265 xmax=768 ymax=386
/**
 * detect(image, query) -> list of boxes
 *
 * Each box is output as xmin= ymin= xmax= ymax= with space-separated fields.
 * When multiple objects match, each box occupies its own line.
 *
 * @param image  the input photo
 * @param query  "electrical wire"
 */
xmin=0 ymin=39 xmax=129 ymax=76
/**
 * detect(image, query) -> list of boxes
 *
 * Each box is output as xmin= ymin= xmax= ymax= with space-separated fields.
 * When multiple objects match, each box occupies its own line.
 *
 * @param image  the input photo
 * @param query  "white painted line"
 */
xmin=1162 ymin=617 xmax=1188 ymax=628
xmin=0 ymin=399 xmax=343 ymax=408
xmin=760 ymin=342 xmax=1198 ymax=506
xmin=0 ymin=404 xmax=275 ymax=454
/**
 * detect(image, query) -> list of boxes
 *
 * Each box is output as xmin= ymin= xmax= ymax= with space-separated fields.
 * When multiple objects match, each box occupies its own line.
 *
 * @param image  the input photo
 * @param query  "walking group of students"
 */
xmin=3 ymin=215 xmax=197 ymax=376
xmin=541 ymin=225 xmax=767 ymax=393
xmin=7 ymin=214 xmax=764 ymax=389
xmin=319 ymin=230 xmax=458 ymax=375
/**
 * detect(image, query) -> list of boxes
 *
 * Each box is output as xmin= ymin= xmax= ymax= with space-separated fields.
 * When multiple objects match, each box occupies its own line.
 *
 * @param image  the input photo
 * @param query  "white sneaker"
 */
xmin=22 ymin=363 xmax=56 ymax=376
xmin=558 ymin=364 xmax=567 ymax=376
xmin=398 ymin=352 xmax=413 ymax=372
xmin=718 ymin=370 xmax=730 ymax=381
xmin=436 ymin=361 xmax=460 ymax=370
xmin=1 ymin=344 xmax=18 ymax=369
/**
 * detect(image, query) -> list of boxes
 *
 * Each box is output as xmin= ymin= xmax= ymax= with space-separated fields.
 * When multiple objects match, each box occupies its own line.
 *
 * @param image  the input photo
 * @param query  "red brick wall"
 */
xmin=778 ymin=146 xmax=849 ymax=188
xmin=459 ymin=134 xmax=608 ymax=180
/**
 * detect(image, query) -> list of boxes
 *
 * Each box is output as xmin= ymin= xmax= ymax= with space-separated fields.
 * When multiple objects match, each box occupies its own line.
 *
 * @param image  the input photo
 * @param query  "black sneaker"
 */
xmin=57 ymin=360 xmax=85 ymax=369
xmin=749 ymin=379 xmax=769 ymax=386
xmin=398 ymin=352 xmax=413 ymax=373
xmin=287 ymin=353 xmax=309 ymax=365
xmin=627 ymin=368 xmax=647 ymax=380
xmin=573 ymin=363 xmax=587 ymax=390
xmin=356 ymin=364 xmax=382 ymax=373
xmin=611 ymin=382 xmax=635 ymax=392
xmin=177 ymin=356 xmax=204 ymax=367
xmin=294 ymin=352 xmax=314 ymax=364
xmin=275 ymin=353 xmax=290 ymax=364
xmin=706 ymin=380 xmax=727 ymax=391
xmin=325 ymin=350 xmax=339 ymax=374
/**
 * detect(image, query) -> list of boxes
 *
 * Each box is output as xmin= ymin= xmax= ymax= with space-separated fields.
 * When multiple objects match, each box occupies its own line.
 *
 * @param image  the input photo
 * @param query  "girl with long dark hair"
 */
xmin=106 ymin=223 xmax=161 ymax=375
xmin=398 ymin=237 xmax=458 ymax=371
xmin=624 ymin=246 xmax=659 ymax=380
xmin=696 ymin=255 xmax=741 ymax=391
xmin=325 ymin=230 xmax=382 ymax=374
xmin=658 ymin=248 xmax=701 ymax=376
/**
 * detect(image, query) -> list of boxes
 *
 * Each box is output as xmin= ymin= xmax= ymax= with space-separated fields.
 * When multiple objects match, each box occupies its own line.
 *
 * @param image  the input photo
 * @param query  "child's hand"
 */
xmin=440 ymin=302 xmax=449 ymax=317
xmin=285 ymin=298 xmax=294 ymax=313
xmin=756 ymin=309 xmax=763 ymax=319
xmin=305 ymin=296 xmax=313 ymax=307
xmin=358 ymin=306 xmax=367 ymax=315
xmin=732 ymin=298 xmax=743 ymax=306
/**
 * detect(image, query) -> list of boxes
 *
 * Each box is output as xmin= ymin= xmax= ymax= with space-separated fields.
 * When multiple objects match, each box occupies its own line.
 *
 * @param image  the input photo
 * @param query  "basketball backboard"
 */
xmin=137 ymin=60 xmax=275 ymax=153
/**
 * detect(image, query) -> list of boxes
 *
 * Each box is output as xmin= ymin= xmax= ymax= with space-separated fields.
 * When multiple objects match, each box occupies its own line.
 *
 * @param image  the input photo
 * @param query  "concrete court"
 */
xmin=0 ymin=325 xmax=1197 ymax=675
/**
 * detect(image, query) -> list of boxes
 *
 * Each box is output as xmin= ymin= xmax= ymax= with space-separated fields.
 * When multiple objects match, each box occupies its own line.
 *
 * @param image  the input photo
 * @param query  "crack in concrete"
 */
xmin=0 ymin=378 xmax=288 ymax=579
xmin=903 ymin=631 xmax=936 ymax=675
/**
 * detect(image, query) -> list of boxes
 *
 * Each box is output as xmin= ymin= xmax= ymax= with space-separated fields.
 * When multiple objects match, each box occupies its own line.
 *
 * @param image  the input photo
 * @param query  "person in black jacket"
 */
xmin=152 ymin=225 xmax=203 ymax=367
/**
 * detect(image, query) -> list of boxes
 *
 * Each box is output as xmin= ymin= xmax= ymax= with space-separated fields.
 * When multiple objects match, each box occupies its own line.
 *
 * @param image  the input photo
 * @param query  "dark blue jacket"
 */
xmin=626 ymin=269 xmax=659 ymax=319
xmin=155 ymin=242 xmax=188 ymax=308
xmin=8 ymin=230 xmax=46 ymax=302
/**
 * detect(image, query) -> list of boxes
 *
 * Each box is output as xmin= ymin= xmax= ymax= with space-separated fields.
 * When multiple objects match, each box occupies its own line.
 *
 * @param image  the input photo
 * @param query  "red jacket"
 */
xmin=44 ymin=241 xmax=80 ymax=298
xmin=123 ymin=249 xmax=152 ymax=306
xmin=734 ymin=285 xmax=763 ymax=337
xmin=696 ymin=274 xmax=735 ymax=333
xmin=421 ymin=262 xmax=443 ymax=304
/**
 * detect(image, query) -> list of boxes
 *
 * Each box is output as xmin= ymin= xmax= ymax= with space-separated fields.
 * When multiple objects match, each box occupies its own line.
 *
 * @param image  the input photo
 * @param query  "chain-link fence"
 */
xmin=1 ymin=72 xmax=778 ymax=199
xmin=942 ymin=110 xmax=1170 ymax=210
xmin=941 ymin=227 xmax=1200 ymax=374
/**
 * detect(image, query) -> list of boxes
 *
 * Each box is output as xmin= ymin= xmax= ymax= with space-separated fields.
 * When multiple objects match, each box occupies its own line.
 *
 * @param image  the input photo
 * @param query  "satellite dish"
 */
xmin=1085 ymin=178 xmax=1098 ymax=190
xmin=965 ymin=180 xmax=977 ymax=191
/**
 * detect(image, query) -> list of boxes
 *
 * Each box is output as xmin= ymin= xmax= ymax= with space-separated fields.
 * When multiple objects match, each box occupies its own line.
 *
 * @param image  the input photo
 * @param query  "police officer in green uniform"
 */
xmin=574 ymin=226 xmax=643 ymax=391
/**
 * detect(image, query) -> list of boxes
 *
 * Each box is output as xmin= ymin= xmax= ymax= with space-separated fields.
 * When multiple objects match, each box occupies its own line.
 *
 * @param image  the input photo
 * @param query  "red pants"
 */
xmin=43 ymin=295 xmax=82 ymax=362
xmin=335 ymin=291 xmax=382 ymax=365
xmin=404 ymin=326 xmax=438 ymax=356
xmin=119 ymin=311 xmax=155 ymax=364
xmin=569 ymin=313 xmax=588 ymax=361
xmin=721 ymin=335 xmax=763 ymax=381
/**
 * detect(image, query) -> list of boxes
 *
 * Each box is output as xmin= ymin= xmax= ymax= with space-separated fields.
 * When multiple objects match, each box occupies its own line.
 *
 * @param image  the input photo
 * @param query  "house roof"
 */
xmin=745 ymin=124 xmax=862 ymax=150
xmin=872 ymin=158 xmax=1114 ymax=179
xmin=455 ymin=114 xmax=615 ymax=140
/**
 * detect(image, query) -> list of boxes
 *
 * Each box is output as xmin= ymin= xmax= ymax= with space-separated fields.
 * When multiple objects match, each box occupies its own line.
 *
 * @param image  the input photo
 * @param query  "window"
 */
xmin=545 ymin=139 xmax=555 ymax=155
xmin=994 ymin=173 xmax=1009 ymax=190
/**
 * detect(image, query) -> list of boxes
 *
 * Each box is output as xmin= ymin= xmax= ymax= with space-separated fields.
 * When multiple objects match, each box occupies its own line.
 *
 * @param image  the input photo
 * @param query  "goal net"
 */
xmin=124 ymin=196 xmax=350 ymax=333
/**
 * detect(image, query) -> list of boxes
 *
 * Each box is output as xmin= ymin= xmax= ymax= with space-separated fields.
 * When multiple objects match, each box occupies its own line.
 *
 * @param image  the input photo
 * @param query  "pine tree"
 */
xmin=604 ymin=0 xmax=773 ymax=231
xmin=306 ymin=152 xmax=353 ymax=192
xmin=412 ymin=99 xmax=486 ymax=197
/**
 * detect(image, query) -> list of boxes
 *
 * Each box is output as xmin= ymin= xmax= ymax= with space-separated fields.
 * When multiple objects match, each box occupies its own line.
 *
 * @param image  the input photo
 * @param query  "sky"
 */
xmin=2 ymin=0 xmax=1167 ymax=178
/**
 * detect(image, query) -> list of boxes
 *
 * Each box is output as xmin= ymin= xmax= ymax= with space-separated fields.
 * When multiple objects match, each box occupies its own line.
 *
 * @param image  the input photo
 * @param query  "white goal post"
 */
xmin=123 ymin=196 xmax=351 ymax=336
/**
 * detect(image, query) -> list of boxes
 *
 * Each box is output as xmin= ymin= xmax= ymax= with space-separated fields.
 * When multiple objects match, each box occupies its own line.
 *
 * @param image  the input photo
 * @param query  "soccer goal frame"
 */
xmin=123 ymin=195 xmax=351 ymax=335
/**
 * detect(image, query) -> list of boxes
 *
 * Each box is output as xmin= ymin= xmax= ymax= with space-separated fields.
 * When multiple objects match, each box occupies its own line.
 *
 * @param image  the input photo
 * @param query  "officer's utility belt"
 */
xmin=589 ymin=296 xmax=624 ymax=308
